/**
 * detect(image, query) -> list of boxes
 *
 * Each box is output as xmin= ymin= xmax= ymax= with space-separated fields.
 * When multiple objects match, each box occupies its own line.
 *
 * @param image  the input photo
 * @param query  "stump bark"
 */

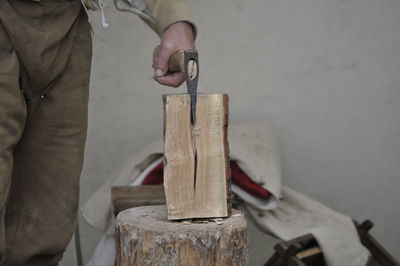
xmin=115 ymin=205 xmax=249 ymax=266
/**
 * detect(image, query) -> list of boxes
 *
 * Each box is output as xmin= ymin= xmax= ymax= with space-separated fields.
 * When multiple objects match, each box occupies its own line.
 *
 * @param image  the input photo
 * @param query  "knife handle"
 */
xmin=153 ymin=45 xmax=185 ymax=73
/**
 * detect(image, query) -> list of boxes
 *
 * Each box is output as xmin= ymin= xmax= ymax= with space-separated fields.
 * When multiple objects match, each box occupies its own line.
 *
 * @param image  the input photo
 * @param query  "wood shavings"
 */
xmin=195 ymin=220 xmax=209 ymax=224
xmin=213 ymin=218 xmax=224 ymax=225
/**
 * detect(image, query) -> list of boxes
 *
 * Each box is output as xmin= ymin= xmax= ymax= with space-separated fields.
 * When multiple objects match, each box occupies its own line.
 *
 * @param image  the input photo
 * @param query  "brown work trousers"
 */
xmin=0 ymin=0 xmax=92 ymax=265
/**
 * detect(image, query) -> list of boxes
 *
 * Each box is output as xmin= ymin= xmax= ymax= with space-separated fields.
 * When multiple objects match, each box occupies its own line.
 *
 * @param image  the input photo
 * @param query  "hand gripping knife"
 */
xmin=154 ymin=46 xmax=199 ymax=125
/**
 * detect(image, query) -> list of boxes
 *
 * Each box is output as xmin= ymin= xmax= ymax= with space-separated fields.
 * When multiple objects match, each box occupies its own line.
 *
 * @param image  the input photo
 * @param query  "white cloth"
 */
xmin=86 ymin=235 xmax=116 ymax=266
xmin=246 ymin=187 xmax=369 ymax=266
xmin=82 ymin=122 xmax=370 ymax=266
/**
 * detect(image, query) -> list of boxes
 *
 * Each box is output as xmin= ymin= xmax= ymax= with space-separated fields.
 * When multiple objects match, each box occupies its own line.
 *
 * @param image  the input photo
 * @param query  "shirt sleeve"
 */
xmin=113 ymin=0 xmax=197 ymax=38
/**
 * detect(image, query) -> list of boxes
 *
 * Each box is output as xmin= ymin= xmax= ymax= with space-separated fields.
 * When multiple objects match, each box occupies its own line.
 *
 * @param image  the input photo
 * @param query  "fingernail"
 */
xmin=155 ymin=69 xmax=163 ymax=77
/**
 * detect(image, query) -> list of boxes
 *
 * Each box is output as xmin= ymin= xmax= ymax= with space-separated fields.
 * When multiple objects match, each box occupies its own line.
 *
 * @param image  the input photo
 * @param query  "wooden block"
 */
xmin=163 ymin=93 xmax=231 ymax=220
xmin=116 ymin=205 xmax=248 ymax=266
xmin=111 ymin=185 xmax=166 ymax=215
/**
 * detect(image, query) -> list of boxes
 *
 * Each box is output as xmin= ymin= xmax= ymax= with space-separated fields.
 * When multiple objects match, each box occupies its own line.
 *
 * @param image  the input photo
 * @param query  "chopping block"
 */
xmin=115 ymin=205 xmax=249 ymax=266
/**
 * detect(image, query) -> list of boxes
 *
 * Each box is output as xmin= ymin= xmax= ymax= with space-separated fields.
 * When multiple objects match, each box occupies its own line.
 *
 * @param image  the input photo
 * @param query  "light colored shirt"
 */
xmin=82 ymin=0 xmax=197 ymax=37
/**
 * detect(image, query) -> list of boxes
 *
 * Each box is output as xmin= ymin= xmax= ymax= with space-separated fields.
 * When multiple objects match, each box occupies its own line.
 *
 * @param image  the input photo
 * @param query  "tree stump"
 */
xmin=115 ymin=205 xmax=249 ymax=266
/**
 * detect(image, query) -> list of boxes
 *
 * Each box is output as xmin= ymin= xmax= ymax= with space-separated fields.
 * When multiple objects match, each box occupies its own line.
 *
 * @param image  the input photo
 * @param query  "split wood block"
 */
xmin=116 ymin=205 xmax=249 ymax=266
xmin=163 ymin=93 xmax=231 ymax=220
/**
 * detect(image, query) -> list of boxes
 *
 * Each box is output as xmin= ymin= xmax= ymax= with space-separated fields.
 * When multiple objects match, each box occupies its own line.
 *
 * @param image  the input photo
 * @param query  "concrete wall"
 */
xmin=61 ymin=0 xmax=400 ymax=264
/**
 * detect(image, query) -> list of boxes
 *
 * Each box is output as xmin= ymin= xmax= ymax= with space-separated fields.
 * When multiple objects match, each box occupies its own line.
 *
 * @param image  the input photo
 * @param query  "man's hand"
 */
xmin=153 ymin=22 xmax=195 ymax=87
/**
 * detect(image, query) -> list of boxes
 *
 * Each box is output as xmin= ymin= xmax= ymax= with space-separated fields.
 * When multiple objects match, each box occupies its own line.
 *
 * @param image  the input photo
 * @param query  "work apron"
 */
xmin=0 ymin=0 xmax=92 ymax=264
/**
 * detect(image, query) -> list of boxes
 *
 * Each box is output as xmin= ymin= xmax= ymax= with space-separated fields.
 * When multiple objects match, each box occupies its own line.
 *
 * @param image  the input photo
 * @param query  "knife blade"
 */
xmin=183 ymin=50 xmax=199 ymax=125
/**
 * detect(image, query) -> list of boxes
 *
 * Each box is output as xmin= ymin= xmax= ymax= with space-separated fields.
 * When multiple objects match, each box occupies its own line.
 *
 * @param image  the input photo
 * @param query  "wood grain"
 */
xmin=111 ymin=185 xmax=165 ymax=215
xmin=163 ymin=94 xmax=231 ymax=220
xmin=163 ymin=94 xmax=195 ymax=219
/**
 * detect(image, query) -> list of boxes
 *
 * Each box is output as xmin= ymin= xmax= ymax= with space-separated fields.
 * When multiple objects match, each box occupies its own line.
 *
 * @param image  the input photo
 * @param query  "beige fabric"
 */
xmin=245 ymin=187 xmax=370 ymax=266
xmin=141 ymin=0 xmax=196 ymax=37
xmin=82 ymin=122 xmax=370 ymax=266
xmin=229 ymin=123 xmax=282 ymax=200
xmin=83 ymin=0 xmax=197 ymax=37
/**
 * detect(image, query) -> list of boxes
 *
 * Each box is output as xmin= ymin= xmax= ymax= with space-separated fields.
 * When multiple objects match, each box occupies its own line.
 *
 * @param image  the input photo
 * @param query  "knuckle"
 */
xmin=163 ymin=41 xmax=175 ymax=51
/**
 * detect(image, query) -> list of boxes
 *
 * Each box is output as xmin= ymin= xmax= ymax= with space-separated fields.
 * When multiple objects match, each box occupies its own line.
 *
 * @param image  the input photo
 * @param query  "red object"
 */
xmin=141 ymin=160 xmax=270 ymax=199
xmin=141 ymin=161 xmax=164 ymax=185
xmin=230 ymin=161 xmax=269 ymax=199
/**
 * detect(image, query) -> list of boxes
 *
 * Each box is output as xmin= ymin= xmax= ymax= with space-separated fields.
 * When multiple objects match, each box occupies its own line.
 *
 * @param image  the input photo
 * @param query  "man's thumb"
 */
xmin=155 ymin=45 xmax=172 ymax=78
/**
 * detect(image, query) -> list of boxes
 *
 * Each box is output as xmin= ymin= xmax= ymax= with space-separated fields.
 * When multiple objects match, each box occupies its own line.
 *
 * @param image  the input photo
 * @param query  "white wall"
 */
xmin=62 ymin=0 xmax=400 ymax=264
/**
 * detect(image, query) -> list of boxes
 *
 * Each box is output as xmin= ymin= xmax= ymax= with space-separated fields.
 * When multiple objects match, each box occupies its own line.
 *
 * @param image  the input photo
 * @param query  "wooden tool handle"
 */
xmin=153 ymin=45 xmax=185 ymax=73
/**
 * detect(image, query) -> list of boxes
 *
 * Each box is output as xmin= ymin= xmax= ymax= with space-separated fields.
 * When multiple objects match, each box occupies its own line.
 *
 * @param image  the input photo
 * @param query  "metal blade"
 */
xmin=184 ymin=50 xmax=199 ymax=125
